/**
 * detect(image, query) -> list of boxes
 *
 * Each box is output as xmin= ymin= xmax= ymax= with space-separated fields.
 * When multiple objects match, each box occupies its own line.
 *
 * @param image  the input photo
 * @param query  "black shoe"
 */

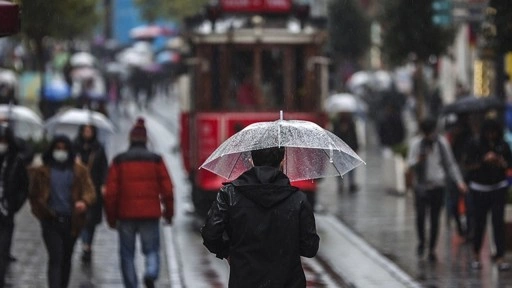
xmin=144 ymin=277 xmax=155 ymax=288
xmin=349 ymin=184 xmax=359 ymax=193
xmin=81 ymin=250 xmax=91 ymax=264
xmin=428 ymin=253 xmax=437 ymax=262
xmin=417 ymin=245 xmax=424 ymax=258
xmin=7 ymin=255 xmax=16 ymax=262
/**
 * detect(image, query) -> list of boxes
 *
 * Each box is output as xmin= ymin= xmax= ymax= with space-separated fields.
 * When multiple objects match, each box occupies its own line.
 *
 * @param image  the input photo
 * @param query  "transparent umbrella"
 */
xmin=323 ymin=93 xmax=367 ymax=114
xmin=44 ymin=108 xmax=115 ymax=134
xmin=200 ymin=112 xmax=365 ymax=181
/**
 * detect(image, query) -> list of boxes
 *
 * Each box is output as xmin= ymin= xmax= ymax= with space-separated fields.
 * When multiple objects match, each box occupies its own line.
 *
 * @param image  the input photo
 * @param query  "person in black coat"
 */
xmin=332 ymin=112 xmax=360 ymax=192
xmin=74 ymin=124 xmax=108 ymax=264
xmin=0 ymin=123 xmax=29 ymax=288
xmin=464 ymin=118 xmax=512 ymax=271
xmin=201 ymin=146 xmax=320 ymax=288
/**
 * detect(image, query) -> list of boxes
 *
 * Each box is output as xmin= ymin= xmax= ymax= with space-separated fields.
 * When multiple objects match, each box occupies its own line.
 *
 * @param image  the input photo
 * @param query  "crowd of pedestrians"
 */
xmin=0 ymin=118 xmax=175 ymax=288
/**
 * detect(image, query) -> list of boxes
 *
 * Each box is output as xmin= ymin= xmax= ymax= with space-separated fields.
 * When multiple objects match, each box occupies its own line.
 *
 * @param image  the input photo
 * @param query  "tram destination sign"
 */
xmin=220 ymin=0 xmax=292 ymax=13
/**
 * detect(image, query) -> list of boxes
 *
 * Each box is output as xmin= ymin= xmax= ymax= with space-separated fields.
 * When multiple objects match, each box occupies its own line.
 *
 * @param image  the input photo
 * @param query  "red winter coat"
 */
xmin=104 ymin=145 xmax=173 ymax=227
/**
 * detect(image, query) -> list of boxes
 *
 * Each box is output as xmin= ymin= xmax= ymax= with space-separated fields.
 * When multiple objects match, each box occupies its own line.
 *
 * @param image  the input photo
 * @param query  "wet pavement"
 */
xmin=8 ymin=94 xmax=512 ymax=287
xmin=318 ymin=122 xmax=512 ymax=287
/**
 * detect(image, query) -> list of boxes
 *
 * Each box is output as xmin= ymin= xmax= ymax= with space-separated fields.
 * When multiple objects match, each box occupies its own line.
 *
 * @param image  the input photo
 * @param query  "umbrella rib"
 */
xmin=320 ymin=148 xmax=345 ymax=177
xmin=227 ymin=152 xmax=244 ymax=180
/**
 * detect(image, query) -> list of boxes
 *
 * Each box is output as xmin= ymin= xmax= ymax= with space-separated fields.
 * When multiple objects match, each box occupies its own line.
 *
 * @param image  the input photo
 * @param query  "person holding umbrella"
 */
xmin=201 ymin=146 xmax=320 ymax=287
xmin=332 ymin=112 xmax=359 ymax=193
xmin=464 ymin=118 xmax=512 ymax=270
xmin=74 ymin=124 xmax=108 ymax=264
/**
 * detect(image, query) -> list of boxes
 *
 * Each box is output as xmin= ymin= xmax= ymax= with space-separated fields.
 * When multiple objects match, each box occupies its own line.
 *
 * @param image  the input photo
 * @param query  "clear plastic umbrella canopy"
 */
xmin=200 ymin=115 xmax=365 ymax=181
xmin=44 ymin=108 xmax=115 ymax=134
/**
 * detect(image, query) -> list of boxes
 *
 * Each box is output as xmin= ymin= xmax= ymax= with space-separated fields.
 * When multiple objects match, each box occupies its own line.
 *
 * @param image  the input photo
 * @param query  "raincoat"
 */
xmin=201 ymin=166 xmax=320 ymax=288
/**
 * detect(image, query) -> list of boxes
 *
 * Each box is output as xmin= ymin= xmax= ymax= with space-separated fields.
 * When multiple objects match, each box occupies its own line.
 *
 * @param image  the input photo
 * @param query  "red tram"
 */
xmin=180 ymin=1 xmax=330 ymax=215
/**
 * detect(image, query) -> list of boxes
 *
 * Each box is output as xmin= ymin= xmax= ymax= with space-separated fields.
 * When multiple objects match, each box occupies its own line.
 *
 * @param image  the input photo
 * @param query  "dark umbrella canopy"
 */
xmin=442 ymin=95 xmax=504 ymax=115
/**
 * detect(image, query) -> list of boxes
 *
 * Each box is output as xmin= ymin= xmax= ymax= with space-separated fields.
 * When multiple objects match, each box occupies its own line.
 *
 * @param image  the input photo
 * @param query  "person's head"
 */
xmin=251 ymin=146 xmax=285 ymax=168
xmin=129 ymin=117 xmax=147 ymax=145
xmin=419 ymin=117 xmax=438 ymax=140
xmin=0 ymin=123 xmax=16 ymax=155
xmin=78 ymin=124 xmax=97 ymax=143
xmin=480 ymin=118 xmax=503 ymax=142
xmin=43 ymin=135 xmax=75 ymax=166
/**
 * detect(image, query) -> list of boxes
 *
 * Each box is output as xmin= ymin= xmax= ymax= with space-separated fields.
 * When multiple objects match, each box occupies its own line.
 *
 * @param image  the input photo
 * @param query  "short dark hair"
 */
xmin=419 ymin=117 xmax=437 ymax=135
xmin=251 ymin=147 xmax=285 ymax=168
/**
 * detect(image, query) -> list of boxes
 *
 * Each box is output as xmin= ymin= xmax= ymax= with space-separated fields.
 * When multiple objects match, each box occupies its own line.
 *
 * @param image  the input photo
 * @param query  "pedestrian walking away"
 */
xmin=332 ymin=112 xmax=360 ymax=193
xmin=0 ymin=123 xmax=29 ymax=288
xmin=74 ymin=124 xmax=108 ymax=264
xmin=407 ymin=117 xmax=467 ymax=262
xmin=464 ymin=118 xmax=512 ymax=271
xmin=29 ymin=135 xmax=96 ymax=288
xmin=201 ymin=146 xmax=320 ymax=288
xmin=104 ymin=117 xmax=174 ymax=288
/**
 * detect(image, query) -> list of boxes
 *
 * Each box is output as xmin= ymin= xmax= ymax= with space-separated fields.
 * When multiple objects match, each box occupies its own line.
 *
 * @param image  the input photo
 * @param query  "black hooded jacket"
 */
xmin=0 ymin=125 xmax=28 ymax=216
xmin=201 ymin=166 xmax=320 ymax=288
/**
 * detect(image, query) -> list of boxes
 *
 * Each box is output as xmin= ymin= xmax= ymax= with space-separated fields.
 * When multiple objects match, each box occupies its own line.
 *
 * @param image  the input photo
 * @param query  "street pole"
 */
xmin=104 ymin=0 xmax=113 ymax=39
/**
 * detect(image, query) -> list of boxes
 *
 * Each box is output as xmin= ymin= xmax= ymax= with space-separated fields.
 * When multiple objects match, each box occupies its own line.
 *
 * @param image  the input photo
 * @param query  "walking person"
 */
xmin=74 ymin=124 xmax=108 ymax=264
xmin=201 ymin=146 xmax=320 ymax=287
xmin=0 ymin=124 xmax=29 ymax=288
xmin=407 ymin=117 xmax=467 ymax=262
xmin=332 ymin=112 xmax=360 ymax=193
xmin=104 ymin=117 xmax=174 ymax=288
xmin=464 ymin=118 xmax=512 ymax=270
xmin=29 ymin=135 xmax=96 ymax=288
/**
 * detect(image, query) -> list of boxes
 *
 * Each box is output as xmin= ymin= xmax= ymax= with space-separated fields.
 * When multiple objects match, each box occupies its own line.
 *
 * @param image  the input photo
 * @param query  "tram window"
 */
xmin=262 ymin=49 xmax=284 ymax=109
xmin=228 ymin=48 xmax=285 ymax=111
xmin=230 ymin=50 xmax=255 ymax=110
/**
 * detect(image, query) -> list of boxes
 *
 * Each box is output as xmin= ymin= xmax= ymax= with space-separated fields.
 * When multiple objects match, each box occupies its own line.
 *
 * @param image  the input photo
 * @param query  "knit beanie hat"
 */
xmin=130 ymin=117 xmax=147 ymax=143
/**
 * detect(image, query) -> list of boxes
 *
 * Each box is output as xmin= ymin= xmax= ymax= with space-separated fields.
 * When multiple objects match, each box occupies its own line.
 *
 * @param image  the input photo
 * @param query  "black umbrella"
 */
xmin=442 ymin=95 xmax=504 ymax=115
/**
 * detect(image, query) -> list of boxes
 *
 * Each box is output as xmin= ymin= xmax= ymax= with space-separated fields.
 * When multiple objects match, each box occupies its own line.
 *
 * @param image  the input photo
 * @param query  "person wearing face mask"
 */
xmin=29 ymin=135 xmax=95 ymax=288
xmin=0 ymin=124 xmax=28 ymax=288
xmin=73 ymin=124 xmax=108 ymax=265
xmin=464 ymin=118 xmax=512 ymax=271
xmin=407 ymin=117 xmax=467 ymax=262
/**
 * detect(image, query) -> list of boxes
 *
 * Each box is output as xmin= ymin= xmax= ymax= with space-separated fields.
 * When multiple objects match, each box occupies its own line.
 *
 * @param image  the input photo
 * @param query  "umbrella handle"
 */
xmin=278 ymin=110 xmax=283 ymax=147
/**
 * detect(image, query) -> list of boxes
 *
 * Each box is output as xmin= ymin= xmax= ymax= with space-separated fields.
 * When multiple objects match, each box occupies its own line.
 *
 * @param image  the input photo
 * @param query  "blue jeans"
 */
xmin=118 ymin=220 xmax=160 ymax=288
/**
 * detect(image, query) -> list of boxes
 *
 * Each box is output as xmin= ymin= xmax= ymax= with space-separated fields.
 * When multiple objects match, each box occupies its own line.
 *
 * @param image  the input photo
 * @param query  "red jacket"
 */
xmin=104 ymin=145 xmax=173 ymax=227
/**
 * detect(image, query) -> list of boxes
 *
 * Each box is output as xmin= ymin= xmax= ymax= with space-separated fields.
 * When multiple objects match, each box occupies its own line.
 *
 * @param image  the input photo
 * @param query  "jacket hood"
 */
xmin=231 ymin=166 xmax=299 ymax=208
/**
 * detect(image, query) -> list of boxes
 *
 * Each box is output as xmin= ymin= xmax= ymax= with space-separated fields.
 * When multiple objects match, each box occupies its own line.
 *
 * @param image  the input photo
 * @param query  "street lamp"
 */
xmin=0 ymin=0 xmax=20 ymax=37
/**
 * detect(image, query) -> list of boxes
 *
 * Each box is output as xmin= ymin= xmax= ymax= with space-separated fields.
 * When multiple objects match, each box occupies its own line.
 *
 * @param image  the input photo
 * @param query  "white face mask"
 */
xmin=0 ymin=143 xmax=8 ymax=154
xmin=53 ymin=150 xmax=69 ymax=163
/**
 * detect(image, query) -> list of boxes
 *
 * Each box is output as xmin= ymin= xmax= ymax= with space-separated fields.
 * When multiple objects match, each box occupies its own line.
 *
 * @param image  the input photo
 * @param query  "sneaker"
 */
xmin=471 ymin=260 xmax=482 ymax=270
xmin=144 ymin=277 xmax=155 ymax=288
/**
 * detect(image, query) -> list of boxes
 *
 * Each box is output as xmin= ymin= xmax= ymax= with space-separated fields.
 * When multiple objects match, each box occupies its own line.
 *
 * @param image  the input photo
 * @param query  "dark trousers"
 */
xmin=0 ymin=216 xmax=14 ymax=288
xmin=415 ymin=187 xmax=444 ymax=252
xmin=472 ymin=187 xmax=507 ymax=258
xmin=41 ymin=218 xmax=77 ymax=288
